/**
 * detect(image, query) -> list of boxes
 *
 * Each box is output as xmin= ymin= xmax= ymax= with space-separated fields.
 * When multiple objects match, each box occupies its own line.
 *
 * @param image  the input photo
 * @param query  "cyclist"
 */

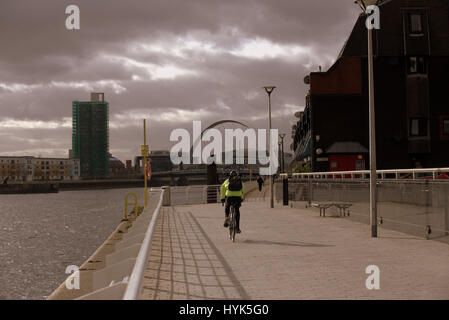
xmin=220 ymin=170 xmax=245 ymax=233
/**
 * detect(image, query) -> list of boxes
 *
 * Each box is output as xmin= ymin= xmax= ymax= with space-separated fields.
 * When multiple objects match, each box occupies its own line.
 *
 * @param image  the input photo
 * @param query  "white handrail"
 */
xmin=281 ymin=167 xmax=449 ymax=180
xmin=123 ymin=189 xmax=165 ymax=300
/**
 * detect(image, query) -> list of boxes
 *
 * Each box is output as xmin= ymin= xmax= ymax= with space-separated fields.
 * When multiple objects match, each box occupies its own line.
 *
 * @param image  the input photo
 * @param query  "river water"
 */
xmin=0 ymin=187 xmax=144 ymax=300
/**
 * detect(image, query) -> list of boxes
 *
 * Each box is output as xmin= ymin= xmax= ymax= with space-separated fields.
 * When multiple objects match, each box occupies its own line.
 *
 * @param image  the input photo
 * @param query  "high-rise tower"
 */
xmin=72 ymin=92 xmax=109 ymax=178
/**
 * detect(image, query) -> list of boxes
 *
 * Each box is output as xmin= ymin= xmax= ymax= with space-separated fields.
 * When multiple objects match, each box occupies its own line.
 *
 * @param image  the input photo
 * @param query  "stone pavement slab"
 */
xmin=140 ymin=197 xmax=449 ymax=299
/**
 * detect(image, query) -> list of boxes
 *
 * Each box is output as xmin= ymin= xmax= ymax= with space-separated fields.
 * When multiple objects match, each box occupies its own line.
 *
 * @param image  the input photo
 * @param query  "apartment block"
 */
xmin=0 ymin=156 xmax=80 ymax=182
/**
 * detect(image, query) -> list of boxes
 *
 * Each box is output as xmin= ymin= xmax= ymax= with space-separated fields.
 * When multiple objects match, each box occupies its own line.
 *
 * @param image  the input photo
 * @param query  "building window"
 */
xmin=355 ymin=160 xmax=365 ymax=171
xmin=408 ymin=57 xmax=426 ymax=74
xmin=444 ymin=119 xmax=449 ymax=135
xmin=440 ymin=116 xmax=449 ymax=139
xmin=410 ymin=118 xmax=428 ymax=137
xmin=409 ymin=13 xmax=423 ymax=34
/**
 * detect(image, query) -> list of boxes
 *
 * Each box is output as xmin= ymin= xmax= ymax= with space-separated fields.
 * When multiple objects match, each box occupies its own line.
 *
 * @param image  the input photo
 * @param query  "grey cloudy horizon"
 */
xmin=0 ymin=0 xmax=361 ymax=162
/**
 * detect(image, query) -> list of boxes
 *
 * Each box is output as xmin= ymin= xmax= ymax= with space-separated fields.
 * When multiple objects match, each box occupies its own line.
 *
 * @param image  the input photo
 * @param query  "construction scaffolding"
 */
xmin=72 ymin=93 xmax=109 ymax=179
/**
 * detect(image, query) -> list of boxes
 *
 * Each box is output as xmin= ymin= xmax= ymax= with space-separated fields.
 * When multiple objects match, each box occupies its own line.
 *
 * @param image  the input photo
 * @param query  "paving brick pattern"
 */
xmin=140 ymin=206 xmax=249 ymax=300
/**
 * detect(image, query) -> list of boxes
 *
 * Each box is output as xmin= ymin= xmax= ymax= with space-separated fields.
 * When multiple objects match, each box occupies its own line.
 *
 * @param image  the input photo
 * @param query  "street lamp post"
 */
xmin=278 ymin=142 xmax=282 ymax=173
xmin=143 ymin=119 xmax=148 ymax=207
xmin=279 ymin=133 xmax=286 ymax=173
xmin=263 ymin=86 xmax=276 ymax=209
xmin=356 ymin=0 xmax=379 ymax=238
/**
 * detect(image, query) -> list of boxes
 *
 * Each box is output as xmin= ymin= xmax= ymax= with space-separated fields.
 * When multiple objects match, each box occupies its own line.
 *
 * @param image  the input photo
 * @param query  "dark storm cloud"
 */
xmin=0 ymin=0 xmax=361 ymax=161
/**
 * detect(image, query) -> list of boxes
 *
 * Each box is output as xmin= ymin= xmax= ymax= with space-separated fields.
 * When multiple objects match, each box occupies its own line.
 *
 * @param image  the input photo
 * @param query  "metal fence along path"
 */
xmin=277 ymin=174 xmax=449 ymax=244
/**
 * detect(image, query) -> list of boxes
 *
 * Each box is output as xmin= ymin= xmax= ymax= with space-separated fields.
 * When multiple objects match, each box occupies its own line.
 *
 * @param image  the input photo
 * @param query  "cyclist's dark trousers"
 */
xmin=225 ymin=197 xmax=241 ymax=229
xmin=258 ymin=183 xmax=262 ymax=191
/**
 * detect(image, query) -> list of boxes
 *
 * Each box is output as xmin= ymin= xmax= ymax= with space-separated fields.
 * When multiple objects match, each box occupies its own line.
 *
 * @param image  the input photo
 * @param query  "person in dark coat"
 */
xmin=257 ymin=176 xmax=264 ymax=191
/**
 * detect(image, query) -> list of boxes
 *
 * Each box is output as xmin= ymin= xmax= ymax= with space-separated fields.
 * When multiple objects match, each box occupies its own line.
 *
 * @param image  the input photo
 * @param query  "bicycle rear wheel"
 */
xmin=229 ymin=205 xmax=236 ymax=242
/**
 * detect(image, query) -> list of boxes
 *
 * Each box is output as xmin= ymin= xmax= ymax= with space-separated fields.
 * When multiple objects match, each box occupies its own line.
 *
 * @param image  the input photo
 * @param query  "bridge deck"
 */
xmin=140 ymin=187 xmax=449 ymax=300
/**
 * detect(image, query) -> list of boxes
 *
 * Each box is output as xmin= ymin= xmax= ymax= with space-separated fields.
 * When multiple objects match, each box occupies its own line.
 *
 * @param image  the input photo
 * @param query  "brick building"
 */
xmin=293 ymin=0 xmax=449 ymax=171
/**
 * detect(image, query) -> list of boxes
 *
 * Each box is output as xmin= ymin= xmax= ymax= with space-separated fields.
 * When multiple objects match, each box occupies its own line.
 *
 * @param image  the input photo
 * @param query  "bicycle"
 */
xmin=222 ymin=199 xmax=237 ymax=242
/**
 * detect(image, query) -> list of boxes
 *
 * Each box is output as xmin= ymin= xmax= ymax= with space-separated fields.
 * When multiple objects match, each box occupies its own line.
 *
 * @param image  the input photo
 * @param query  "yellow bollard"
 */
xmin=125 ymin=193 xmax=138 ymax=220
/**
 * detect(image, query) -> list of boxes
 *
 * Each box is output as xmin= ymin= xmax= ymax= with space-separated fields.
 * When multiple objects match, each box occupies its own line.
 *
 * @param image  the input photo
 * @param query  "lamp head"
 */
xmin=279 ymin=133 xmax=286 ymax=139
xmin=263 ymin=86 xmax=276 ymax=95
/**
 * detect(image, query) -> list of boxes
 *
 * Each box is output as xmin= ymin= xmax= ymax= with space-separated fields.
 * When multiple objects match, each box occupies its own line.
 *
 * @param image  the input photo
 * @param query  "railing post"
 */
xmin=162 ymin=186 xmax=170 ymax=206
xmin=445 ymin=188 xmax=449 ymax=236
xmin=283 ymin=176 xmax=289 ymax=206
xmin=308 ymin=180 xmax=312 ymax=207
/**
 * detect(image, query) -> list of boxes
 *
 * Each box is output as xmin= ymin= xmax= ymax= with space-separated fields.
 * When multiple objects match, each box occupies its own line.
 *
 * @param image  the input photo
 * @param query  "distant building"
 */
xmin=72 ymin=92 xmax=109 ymax=178
xmin=0 ymin=156 xmax=80 ymax=182
xmin=148 ymin=150 xmax=173 ymax=172
xmin=109 ymin=155 xmax=126 ymax=177
xmin=133 ymin=151 xmax=173 ymax=174
xmin=293 ymin=0 xmax=449 ymax=171
xmin=125 ymin=160 xmax=133 ymax=172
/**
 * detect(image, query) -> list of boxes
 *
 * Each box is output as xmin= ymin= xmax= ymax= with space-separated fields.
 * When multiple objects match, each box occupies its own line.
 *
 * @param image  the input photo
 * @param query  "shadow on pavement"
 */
xmin=241 ymin=239 xmax=333 ymax=247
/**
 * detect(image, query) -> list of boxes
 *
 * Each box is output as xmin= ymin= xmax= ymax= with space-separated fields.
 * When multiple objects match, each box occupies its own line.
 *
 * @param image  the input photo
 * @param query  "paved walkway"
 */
xmin=140 ymin=205 xmax=249 ymax=299
xmin=140 ymin=189 xmax=449 ymax=300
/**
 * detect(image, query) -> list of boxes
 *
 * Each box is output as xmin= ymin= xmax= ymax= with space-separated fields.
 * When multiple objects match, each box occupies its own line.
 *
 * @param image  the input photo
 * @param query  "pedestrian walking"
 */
xmin=257 ymin=175 xmax=264 ymax=192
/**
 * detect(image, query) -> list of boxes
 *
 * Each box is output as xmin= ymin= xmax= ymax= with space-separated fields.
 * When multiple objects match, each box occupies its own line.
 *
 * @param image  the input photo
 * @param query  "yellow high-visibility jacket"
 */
xmin=220 ymin=178 xmax=245 ymax=200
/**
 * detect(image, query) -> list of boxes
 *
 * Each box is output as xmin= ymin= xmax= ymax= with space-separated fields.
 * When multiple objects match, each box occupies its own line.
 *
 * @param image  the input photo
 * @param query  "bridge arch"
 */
xmin=189 ymin=120 xmax=252 ymax=162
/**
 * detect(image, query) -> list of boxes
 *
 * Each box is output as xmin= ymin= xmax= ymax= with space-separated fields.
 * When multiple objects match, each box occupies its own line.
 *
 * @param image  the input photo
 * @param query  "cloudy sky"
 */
xmin=0 ymin=0 xmax=360 ymax=162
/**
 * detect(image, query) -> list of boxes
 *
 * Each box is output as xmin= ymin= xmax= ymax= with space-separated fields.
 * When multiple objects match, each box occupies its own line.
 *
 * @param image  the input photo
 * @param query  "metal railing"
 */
xmin=169 ymin=185 xmax=221 ymax=205
xmin=123 ymin=188 xmax=164 ymax=300
xmin=167 ymin=182 xmax=259 ymax=206
xmin=276 ymin=168 xmax=449 ymax=244
xmin=75 ymin=189 xmax=165 ymax=300
xmin=279 ymin=167 xmax=449 ymax=181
